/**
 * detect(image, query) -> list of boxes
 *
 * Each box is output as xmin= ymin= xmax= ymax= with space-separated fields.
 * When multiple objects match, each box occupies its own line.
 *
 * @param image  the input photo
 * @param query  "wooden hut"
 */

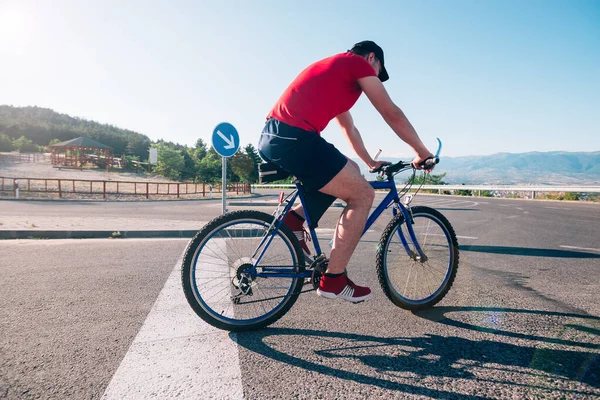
xmin=50 ymin=137 xmax=113 ymax=171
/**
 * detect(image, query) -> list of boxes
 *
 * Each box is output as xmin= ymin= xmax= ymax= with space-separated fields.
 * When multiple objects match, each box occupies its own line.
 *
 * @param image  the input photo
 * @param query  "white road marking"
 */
xmin=506 ymin=215 xmax=519 ymax=219
xmin=426 ymin=234 xmax=479 ymax=240
xmin=2 ymin=238 xmax=190 ymax=246
xmin=560 ymin=245 xmax=600 ymax=253
xmin=102 ymin=245 xmax=244 ymax=400
xmin=419 ymin=200 xmax=475 ymax=207
xmin=545 ymin=207 xmax=571 ymax=210
xmin=315 ymin=228 xmax=375 ymax=233
xmin=463 ymin=219 xmax=491 ymax=224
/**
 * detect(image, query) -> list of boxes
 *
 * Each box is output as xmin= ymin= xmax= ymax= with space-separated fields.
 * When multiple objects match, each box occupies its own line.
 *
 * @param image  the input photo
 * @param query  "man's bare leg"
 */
xmin=289 ymin=204 xmax=305 ymax=219
xmin=317 ymin=161 xmax=375 ymax=274
xmin=286 ymin=157 xmax=360 ymax=225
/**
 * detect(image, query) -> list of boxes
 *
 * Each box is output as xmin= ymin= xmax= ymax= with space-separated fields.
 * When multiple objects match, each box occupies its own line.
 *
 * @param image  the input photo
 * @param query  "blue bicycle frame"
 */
xmin=250 ymin=178 xmax=426 ymax=280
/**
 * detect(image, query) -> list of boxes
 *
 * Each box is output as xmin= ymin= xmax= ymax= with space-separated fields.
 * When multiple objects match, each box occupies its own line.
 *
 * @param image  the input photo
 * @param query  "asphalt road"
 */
xmin=1 ymin=194 xmax=599 ymax=399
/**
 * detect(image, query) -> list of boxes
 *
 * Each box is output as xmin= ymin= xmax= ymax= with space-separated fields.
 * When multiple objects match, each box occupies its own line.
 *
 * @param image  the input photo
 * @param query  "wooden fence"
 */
xmin=0 ymin=153 xmax=48 ymax=163
xmin=0 ymin=176 xmax=251 ymax=199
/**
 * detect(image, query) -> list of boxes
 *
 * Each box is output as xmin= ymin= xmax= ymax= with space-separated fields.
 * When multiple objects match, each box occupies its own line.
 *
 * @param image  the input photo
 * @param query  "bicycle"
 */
xmin=182 ymin=139 xmax=459 ymax=332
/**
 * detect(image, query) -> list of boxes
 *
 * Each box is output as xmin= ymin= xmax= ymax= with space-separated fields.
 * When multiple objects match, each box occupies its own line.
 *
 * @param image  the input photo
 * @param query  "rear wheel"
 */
xmin=182 ymin=210 xmax=305 ymax=331
xmin=376 ymin=206 xmax=459 ymax=310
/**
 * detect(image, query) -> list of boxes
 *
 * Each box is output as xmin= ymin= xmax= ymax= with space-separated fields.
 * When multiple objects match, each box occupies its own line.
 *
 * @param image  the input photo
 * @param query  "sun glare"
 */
xmin=0 ymin=6 xmax=32 ymax=40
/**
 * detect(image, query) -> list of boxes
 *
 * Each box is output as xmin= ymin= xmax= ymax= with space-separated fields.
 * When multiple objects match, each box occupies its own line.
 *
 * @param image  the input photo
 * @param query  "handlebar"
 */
xmin=368 ymin=138 xmax=442 ymax=175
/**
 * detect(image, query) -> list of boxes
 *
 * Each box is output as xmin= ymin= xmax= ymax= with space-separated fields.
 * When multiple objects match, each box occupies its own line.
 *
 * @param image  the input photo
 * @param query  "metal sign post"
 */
xmin=211 ymin=122 xmax=240 ymax=214
xmin=222 ymin=157 xmax=227 ymax=213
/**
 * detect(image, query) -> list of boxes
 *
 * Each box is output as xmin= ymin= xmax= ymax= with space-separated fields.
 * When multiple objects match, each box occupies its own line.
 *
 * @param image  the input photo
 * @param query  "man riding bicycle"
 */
xmin=258 ymin=40 xmax=435 ymax=303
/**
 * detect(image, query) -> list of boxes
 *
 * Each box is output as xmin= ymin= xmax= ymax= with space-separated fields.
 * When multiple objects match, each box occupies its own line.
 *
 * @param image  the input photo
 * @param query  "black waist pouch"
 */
xmin=259 ymin=162 xmax=291 ymax=184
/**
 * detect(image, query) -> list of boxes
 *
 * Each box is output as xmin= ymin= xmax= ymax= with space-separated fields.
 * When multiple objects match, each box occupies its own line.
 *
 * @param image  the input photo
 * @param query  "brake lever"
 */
xmin=369 ymin=161 xmax=392 ymax=174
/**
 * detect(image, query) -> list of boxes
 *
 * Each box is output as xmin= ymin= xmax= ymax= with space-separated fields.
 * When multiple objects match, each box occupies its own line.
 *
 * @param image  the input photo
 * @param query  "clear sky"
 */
xmin=0 ymin=0 xmax=598 ymax=158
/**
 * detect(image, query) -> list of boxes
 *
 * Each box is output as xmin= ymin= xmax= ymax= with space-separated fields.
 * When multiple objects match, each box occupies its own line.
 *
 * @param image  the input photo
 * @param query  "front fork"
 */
xmin=392 ymin=198 xmax=428 ymax=262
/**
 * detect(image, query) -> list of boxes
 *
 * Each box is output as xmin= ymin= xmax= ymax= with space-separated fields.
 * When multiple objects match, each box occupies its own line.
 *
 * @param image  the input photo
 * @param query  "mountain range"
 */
xmin=356 ymin=151 xmax=600 ymax=185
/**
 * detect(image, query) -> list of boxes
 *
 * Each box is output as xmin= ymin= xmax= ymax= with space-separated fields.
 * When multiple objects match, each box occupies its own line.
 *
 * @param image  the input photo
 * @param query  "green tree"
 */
xmin=153 ymin=143 xmax=185 ymax=180
xmin=231 ymin=152 xmax=255 ymax=182
xmin=244 ymin=143 xmax=262 ymax=183
xmin=197 ymin=147 xmax=222 ymax=183
xmin=125 ymin=136 xmax=151 ymax=160
xmin=410 ymin=172 xmax=448 ymax=194
xmin=455 ymin=185 xmax=472 ymax=196
xmin=193 ymin=138 xmax=208 ymax=161
xmin=0 ymin=133 xmax=12 ymax=151
xmin=410 ymin=172 xmax=448 ymax=185
xmin=563 ymin=192 xmax=580 ymax=201
xmin=180 ymin=151 xmax=196 ymax=181
xmin=244 ymin=143 xmax=262 ymax=164
xmin=12 ymin=136 xmax=39 ymax=152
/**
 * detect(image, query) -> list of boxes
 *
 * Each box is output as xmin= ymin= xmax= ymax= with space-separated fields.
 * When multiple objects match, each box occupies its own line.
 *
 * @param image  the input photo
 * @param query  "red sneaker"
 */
xmin=282 ymin=212 xmax=312 ymax=260
xmin=317 ymin=274 xmax=371 ymax=302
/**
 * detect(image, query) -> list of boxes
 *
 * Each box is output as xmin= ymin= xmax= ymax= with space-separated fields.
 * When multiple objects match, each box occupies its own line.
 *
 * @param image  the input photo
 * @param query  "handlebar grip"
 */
xmin=369 ymin=162 xmax=392 ymax=174
xmin=421 ymin=157 xmax=439 ymax=169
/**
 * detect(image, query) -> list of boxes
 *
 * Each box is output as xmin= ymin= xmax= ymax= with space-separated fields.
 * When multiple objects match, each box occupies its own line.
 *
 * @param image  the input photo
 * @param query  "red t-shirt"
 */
xmin=267 ymin=52 xmax=377 ymax=134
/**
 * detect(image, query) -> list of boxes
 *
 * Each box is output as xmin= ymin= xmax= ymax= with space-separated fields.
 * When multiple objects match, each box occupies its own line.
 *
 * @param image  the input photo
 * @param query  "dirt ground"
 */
xmin=0 ymin=156 xmax=166 ymax=182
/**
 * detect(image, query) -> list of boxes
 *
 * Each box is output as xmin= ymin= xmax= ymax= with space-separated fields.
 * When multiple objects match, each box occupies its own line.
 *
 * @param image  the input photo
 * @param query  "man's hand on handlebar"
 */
xmin=412 ymin=153 xmax=437 ymax=172
xmin=368 ymin=160 xmax=392 ymax=174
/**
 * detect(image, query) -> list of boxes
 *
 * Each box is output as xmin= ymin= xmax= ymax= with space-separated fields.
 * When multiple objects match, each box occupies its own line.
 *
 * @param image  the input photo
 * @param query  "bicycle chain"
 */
xmin=231 ymin=255 xmax=328 ymax=305
xmin=231 ymin=282 xmax=316 ymax=305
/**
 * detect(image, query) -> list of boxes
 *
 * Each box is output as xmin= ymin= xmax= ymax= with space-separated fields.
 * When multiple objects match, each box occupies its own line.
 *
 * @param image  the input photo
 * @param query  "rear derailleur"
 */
xmin=231 ymin=263 xmax=254 ymax=304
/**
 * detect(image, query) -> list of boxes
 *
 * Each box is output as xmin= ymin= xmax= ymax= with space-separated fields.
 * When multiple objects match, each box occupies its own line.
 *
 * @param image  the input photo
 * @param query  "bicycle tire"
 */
xmin=376 ymin=206 xmax=459 ymax=310
xmin=182 ymin=210 xmax=305 ymax=331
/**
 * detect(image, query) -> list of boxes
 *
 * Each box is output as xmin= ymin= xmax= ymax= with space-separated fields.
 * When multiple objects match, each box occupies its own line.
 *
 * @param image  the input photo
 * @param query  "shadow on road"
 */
xmin=459 ymin=245 xmax=600 ymax=258
xmin=235 ymin=308 xmax=599 ymax=398
xmin=414 ymin=307 xmax=600 ymax=351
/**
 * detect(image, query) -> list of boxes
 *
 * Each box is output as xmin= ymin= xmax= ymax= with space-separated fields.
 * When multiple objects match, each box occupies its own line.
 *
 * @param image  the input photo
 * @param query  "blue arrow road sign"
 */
xmin=212 ymin=122 xmax=240 ymax=157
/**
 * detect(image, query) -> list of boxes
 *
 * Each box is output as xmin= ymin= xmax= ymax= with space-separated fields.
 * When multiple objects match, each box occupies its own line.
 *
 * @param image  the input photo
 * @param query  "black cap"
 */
xmin=350 ymin=40 xmax=389 ymax=82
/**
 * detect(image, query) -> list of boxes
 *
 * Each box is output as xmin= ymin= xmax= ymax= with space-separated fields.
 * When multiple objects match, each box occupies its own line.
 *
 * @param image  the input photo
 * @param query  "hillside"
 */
xmin=2 ymin=105 xmax=598 ymax=185
xmin=0 ymin=106 xmax=151 ymax=159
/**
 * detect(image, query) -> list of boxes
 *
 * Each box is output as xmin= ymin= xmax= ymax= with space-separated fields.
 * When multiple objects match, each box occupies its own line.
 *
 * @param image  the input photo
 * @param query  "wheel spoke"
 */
xmin=182 ymin=212 xmax=303 ymax=330
xmin=379 ymin=207 xmax=458 ymax=309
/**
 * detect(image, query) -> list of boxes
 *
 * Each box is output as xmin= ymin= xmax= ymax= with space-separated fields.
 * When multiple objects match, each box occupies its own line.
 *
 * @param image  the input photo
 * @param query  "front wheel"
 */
xmin=181 ymin=210 xmax=305 ymax=331
xmin=376 ymin=206 xmax=459 ymax=310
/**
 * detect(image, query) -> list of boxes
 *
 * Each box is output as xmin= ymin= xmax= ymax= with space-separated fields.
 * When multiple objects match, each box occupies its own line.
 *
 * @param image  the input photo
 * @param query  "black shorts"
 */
xmin=258 ymin=118 xmax=347 ymax=191
xmin=258 ymin=118 xmax=348 ymax=227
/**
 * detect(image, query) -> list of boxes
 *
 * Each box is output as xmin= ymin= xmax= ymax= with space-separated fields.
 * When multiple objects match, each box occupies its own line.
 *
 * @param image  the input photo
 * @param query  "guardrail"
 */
xmin=252 ymin=184 xmax=600 ymax=197
xmin=1 ymin=176 xmax=251 ymax=199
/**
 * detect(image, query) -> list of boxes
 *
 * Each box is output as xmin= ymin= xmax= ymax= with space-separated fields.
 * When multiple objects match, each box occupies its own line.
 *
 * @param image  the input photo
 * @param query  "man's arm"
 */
xmin=357 ymin=76 xmax=434 ymax=168
xmin=334 ymin=111 xmax=384 ymax=170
